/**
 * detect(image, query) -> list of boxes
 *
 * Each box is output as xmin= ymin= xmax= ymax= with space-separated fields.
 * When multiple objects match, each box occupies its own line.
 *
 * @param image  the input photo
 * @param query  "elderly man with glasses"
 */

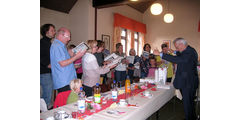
xmin=154 ymin=38 xmax=199 ymax=120
xmin=50 ymin=27 xmax=86 ymax=93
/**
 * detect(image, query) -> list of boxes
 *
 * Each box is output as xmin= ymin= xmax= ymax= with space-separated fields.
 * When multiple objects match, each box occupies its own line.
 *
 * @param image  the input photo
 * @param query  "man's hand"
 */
xmin=109 ymin=64 xmax=117 ymax=69
xmin=167 ymin=48 xmax=174 ymax=53
xmin=103 ymin=60 xmax=111 ymax=65
xmin=47 ymin=64 xmax=51 ymax=68
xmin=153 ymin=49 xmax=160 ymax=56
xmin=74 ymin=49 xmax=86 ymax=60
xmin=59 ymin=50 xmax=86 ymax=67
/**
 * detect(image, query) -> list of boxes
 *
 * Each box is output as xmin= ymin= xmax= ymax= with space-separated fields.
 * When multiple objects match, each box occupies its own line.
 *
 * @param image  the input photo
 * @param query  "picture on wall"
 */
xmin=102 ymin=34 xmax=110 ymax=50
xmin=163 ymin=40 xmax=171 ymax=49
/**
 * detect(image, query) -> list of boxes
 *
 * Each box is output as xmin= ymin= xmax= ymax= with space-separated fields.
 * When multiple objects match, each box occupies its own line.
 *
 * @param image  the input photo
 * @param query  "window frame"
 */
xmin=121 ymin=28 xmax=127 ymax=53
xmin=134 ymin=32 xmax=139 ymax=56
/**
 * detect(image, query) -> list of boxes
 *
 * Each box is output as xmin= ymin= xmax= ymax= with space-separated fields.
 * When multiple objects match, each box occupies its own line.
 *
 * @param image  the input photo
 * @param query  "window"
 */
xmin=121 ymin=29 xmax=126 ymax=53
xmin=120 ymin=29 xmax=141 ymax=56
xmin=134 ymin=32 xmax=139 ymax=55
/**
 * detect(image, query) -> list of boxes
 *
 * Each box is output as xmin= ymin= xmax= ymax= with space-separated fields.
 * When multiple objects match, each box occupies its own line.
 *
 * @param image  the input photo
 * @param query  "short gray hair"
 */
xmin=173 ymin=37 xmax=188 ymax=46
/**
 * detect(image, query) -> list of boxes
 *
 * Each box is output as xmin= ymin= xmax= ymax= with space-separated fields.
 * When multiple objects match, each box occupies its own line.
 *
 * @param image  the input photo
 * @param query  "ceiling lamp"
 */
xmin=130 ymin=0 xmax=138 ymax=1
xmin=164 ymin=13 xmax=174 ymax=23
xmin=150 ymin=3 xmax=163 ymax=15
xmin=163 ymin=0 xmax=174 ymax=23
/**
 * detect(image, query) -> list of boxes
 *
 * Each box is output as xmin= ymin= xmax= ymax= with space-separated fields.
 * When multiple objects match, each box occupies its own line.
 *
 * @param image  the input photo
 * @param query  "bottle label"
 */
xmin=94 ymin=94 xmax=101 ymax=103
xmin=78 ymin=100 xmax=85 ymax=112
xmin=125 ymin=84 xmax=131 ymax=93
xmin=112 ymin=91 xmax=118 ymax=99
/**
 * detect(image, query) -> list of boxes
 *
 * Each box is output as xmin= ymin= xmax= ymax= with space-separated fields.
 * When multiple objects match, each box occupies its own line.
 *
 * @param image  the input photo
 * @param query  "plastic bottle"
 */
xmin=112 ymin=80 xmax=118 ymax=101
xmin=94 ymin=83 xmax=101 ymax=103
xmin=77 ymin=87 xmax=85 ymax=114
xmin=125 ymin=76 xmax=131 ymax=100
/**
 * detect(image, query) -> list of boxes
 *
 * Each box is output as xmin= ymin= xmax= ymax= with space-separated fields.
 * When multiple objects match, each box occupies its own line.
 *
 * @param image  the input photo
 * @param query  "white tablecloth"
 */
xmin=40 ymin=84 xmax=176 ymax=120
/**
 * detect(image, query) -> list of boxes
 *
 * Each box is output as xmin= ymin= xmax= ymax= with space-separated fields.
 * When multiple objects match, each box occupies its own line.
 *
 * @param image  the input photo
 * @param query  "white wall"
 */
xmin=97 ymin=5 xmax=143 ymax=51
xmin=40 ymin=1 xmax=143 ymax=51
xmin=143 ymin=0 xmax=200 ymax=56
xmin=40 ymin=0 xmax=95 ymax=45
xmin=40 ymin=7 xmax=70 ymax=37
xmin=69 ymin=0 xmax=95 ymax=45
xmin=40 ymin=0 xmax=200 ymax=57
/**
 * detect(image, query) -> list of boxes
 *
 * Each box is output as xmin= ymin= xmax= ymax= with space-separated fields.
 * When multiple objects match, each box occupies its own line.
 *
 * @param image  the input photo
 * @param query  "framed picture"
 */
xmin=163 ymin=40 xmax=171 ymax=49
xmin=102 ymin=34 xmax=110 ymax=50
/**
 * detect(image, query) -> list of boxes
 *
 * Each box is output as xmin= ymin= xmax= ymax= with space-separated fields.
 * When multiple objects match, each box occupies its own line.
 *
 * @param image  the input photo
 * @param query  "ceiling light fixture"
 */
xmin=150 ymin=2 xmax=163 ymax=15
xmin=163 ymin=0 xmax=174 ymax=23
xmin=164 ymin=13 xmax=174 ymax=23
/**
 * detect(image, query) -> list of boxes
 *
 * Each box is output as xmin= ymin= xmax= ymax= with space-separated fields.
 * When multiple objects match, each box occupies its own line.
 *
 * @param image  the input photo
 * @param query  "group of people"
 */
xmin=40 ymin=24 xmax=199 ymax=120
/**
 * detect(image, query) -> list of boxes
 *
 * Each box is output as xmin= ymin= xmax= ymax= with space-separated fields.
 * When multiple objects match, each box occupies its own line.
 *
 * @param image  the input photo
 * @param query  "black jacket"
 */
xmin=40 ymin=36 xmax=52 ymax=74
xmin=162 ymin=46 xmax=199 ymax=89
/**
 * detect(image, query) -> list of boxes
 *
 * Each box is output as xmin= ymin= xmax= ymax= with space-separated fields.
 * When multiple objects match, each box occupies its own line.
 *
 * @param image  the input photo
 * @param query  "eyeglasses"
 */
xmin=62 ymin=34 xmax=70 ymax=38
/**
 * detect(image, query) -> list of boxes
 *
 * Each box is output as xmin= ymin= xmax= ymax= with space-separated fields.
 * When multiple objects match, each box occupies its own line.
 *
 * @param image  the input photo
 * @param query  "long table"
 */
xmin=40 ymin=84 xmax=176 ymax=120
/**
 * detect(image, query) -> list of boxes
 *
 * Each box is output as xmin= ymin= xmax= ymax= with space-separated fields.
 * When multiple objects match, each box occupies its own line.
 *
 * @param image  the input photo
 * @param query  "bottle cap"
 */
xmin=80 ymin=87 xmax=83 ymax=91
xmin=113 ymin=80 xmax=116 ymax=83
xmin=126 ymin=75 xmax=130 ymax=79
xmin=96 ymin=83 xmax=99 ymax=86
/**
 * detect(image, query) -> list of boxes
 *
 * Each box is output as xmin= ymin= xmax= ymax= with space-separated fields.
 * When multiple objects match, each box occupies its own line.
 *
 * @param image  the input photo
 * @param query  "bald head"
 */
xmin=56 ymin=27 xmax=71 ymax=45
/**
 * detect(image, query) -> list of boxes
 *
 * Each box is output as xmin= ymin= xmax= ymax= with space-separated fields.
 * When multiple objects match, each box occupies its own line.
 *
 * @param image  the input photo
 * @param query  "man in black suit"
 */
xmin=154 ymin=37 xmax=199 ymax=120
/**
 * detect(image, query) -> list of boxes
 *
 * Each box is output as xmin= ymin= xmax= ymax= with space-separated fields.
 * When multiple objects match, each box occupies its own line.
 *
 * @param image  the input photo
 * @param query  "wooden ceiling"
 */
xmin=40 ymin=0 xmax=157 ymax=14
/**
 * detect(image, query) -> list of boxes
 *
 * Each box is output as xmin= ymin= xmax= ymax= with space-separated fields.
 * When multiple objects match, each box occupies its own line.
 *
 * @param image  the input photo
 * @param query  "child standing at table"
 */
xmin=147 ymin=57 xmax=157 ymax=78
xmin=66 ymin=79 xmax=83 ymax=104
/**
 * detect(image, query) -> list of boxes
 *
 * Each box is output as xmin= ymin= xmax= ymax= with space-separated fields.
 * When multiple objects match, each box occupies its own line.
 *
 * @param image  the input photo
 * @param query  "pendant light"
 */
xmin=150 ymin=1 xmax=163 ymax=15
xmin=164 ymin=0 xmax=174 ymax=23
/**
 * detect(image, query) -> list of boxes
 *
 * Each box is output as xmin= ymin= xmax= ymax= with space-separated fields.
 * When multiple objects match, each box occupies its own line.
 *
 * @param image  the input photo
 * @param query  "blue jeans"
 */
xmin=114 ymin=70 xmax=127 ymax=84
xmin=40 ymin=73 xmax=53 ymax=107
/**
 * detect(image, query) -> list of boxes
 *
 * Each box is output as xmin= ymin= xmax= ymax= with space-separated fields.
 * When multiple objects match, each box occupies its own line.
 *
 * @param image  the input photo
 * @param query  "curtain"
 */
xmin=114 ymin=13 xmax=146 ymax=34
xmin=113 ymin=13 xmax=146 ymax=55
xmin=113 ymin=26 xmax=121 ymax=52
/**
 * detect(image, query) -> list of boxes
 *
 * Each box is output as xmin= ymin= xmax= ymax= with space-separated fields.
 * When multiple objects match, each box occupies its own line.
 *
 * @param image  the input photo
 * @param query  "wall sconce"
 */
xmin=150 ymin=2 xmax=163 ymax=15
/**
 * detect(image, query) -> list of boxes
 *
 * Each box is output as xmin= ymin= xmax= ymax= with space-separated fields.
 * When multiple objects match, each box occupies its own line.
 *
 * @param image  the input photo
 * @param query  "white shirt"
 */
xmin=82 ymin=52 xmax=110 ymax=87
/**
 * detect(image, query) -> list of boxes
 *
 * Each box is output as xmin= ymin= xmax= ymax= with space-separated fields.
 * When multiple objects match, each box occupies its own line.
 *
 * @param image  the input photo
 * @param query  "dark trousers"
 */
xmin=166 ymin=77 xmax=172 ymax=83
xmin=57 ymin=85 xmax=70 ymax=93
xmin=83 ymin=85 xmax=93 ymax=97
xmin=180 ymin=88 xmax=197 ymax=120
xmin=77 ymin=73 xmax=83 ymax=79
xmin=114 ymin=70 xmax=127 ymax=83
xmin=128 ymin=69 xmax=134 ymax=83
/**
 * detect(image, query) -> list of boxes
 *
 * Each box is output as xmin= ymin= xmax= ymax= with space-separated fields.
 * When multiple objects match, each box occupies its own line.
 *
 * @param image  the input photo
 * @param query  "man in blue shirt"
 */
xmin=50 ymin=27 xmax=86 ymax=93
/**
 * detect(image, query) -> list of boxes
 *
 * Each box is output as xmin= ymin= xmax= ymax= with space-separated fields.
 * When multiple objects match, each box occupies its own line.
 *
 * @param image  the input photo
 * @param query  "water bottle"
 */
xmin=112 ymin=80 xmax=118 ymax=101
xmin=94 ymin=83 xmax=101 ymax=103
xmin=77 ymin=87 xmax=85 ymax=114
